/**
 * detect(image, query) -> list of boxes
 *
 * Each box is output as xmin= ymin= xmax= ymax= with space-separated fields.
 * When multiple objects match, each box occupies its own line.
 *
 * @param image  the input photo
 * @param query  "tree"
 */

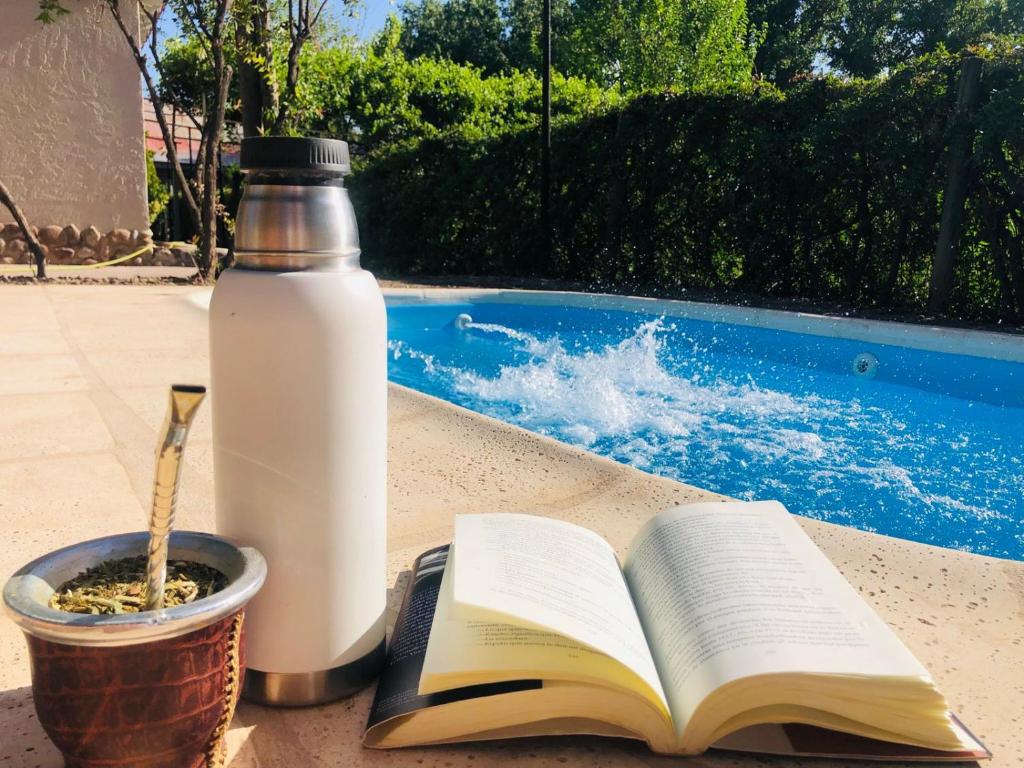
xmin=823 ymin=0 xmax=897 ymax=77
xmin=501 ymin=0 xmax=573 ymax=73
xmin=126 ymin=0 xmax=232 ymax=280
xmin=564 ymin=0 xmax=757 ymax=92
xmin=160 ymin=1 xmax=351 ymax=136
xmin=929 ymin=55 xmax=983 ymax=313
xmin=398 ymin=0 xmax=509 ymax=74
xmin=235 ymin=0 xmax=338 ymax=137
xmin=746 ymin=0 xmax=842 ymax=83
xmin=394 ymin=0 xmax=757 ymax=92
xmin=894 ymin=0 xmax=1015 ymax=60
xmin=826 ymin=0 xmax=1020 ymax=77
xmin=159 ymin=36 xmax=223 ymax=119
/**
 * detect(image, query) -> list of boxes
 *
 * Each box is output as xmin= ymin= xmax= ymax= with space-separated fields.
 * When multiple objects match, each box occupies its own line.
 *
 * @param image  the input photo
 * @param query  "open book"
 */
xmin=364 ymin=502 xmax=989 ymax=760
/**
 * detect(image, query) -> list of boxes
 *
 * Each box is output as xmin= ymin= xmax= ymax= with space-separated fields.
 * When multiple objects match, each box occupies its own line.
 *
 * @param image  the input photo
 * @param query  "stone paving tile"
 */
xmin=0 ymin=392 xmax=113 ymax=461
xmin=0 ymin=354 xmax=86 ymax=395
xmin=46 ymin=285 xmax=208 ymax=353
xmin=0 ymin=452 xmax=143 ymax=575
xmin=0 ymin=330 xmax=70 ymax=355
xmin=59 ymin=311 xmax=207 ymax=353
xmin=0 ymin=287 xmax=60 ymax=331
xmin=79 ymin=348 xmax=211 ymax=389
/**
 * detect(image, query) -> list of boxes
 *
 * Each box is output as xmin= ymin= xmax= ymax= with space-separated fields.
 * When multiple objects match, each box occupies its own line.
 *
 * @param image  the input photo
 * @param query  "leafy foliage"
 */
xmin=34 ymin=0 xmax=69 ymax=23
xmin=146 ymin=151 xmax=171 ymax=225
xmin=390 ymin=0 xmax=1021 ymax=86
xmin=746 ymin=0 xmax=842 ymax=82
xmin=35 ymin=0 xmax=1023 ymax=316
xmin=159 ymin=37 xmax=224 ymax=119
xmin=563 ymin=0 xmax=757 ymax=91
xmin=394 ymin=0 xmax=756 ymax=92
xmin=156 ymin=3 xmax=344 ymax=131
xmin=827 ymin=0 xmax=1022 ymax=77
xmin=291 ymin=31 xmax=619 ymax=152
xmin=503 ymin=0 xmax=575 ymax=73
xmin=399 ymin=0 xmax=510 ymax=74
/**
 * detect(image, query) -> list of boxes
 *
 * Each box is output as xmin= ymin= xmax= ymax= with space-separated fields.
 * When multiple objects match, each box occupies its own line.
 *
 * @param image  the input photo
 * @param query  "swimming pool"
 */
xmin=386 ymin=294 xmax=1024 ymax=561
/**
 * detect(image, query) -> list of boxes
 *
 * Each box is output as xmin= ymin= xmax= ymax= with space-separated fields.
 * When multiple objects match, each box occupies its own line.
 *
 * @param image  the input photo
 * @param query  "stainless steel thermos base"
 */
xmin=242 ymin=640 xmax=386 ymax=707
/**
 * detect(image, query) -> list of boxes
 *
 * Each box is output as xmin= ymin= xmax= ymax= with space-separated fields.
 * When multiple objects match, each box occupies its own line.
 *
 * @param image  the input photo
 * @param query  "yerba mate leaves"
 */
xmin=49 ymin=555 xmax=227 ymax=615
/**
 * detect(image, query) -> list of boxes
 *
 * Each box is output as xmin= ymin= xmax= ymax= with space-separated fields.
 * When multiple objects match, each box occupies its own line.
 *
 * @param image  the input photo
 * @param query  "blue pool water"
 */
xmin=386 ymin=301 xmax=1024 ymax=560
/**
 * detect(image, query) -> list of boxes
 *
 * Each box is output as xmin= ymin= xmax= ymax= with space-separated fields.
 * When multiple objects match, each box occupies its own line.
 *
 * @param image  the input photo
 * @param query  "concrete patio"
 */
xmin=0 ymin=283 xmax=1021 ymax=767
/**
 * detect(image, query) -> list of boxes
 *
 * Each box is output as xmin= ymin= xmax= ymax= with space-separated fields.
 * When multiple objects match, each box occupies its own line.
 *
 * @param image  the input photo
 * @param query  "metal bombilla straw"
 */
xmin=145 ymin=384 xmax=207 ymax=612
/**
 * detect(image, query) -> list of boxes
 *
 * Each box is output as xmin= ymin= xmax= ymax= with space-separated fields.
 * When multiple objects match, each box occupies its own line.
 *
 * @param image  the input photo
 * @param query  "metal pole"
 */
xmin=170 ymin=105 xmax=180 ymax=241
xmin=541 ymin=0 xmax=552 ymax=265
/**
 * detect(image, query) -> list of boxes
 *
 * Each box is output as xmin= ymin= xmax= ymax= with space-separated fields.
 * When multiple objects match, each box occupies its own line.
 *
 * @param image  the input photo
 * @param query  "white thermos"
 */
xmin=210 ymin=137 xmax=387 ymax=705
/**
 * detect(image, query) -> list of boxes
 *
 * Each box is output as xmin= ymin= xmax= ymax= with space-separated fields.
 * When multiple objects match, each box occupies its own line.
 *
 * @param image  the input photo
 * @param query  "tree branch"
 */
xmin=108 ymin=0 xmax=201 ymax=228
xmin=308 ymin=0 xmax=329 ymax=31
xmin=0 ymin=177 xmax=47 ymax=278
xmin=193 ymin=95 xmax=210 ymax=197
xmin=271 ymin=0 xmax=328 ymax=133
xmin=180 ymin=0 xmax=214 ymax=45
xmin=193 ymin=0 xmax=234 ymax=279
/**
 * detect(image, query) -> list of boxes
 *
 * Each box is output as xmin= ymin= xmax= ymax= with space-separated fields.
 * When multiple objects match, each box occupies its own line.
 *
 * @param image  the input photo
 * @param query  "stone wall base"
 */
xmin=0 ymin=223 xmax=195 ymax=267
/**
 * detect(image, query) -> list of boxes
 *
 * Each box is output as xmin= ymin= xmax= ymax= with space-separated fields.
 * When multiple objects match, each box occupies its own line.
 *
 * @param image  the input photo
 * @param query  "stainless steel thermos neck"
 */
xmin=234 ymin=182 xmax=361 ymax=272
xmin=232 ymin=137 xmax=361 ymax=272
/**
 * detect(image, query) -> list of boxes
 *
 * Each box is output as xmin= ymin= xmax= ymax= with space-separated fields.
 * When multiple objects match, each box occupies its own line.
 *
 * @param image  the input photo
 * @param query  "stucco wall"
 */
xmin=0 ymin=0 xmax=149 ymax=234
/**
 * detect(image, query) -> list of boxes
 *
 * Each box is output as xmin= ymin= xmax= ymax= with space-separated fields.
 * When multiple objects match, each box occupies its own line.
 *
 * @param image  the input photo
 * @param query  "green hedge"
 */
xmin=350 ymin=45 xmax=1024 ymax=322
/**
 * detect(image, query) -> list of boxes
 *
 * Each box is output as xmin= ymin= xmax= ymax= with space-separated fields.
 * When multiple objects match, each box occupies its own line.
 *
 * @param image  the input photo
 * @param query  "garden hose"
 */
xmin=5 ymin=241 xmax=195 ymax=272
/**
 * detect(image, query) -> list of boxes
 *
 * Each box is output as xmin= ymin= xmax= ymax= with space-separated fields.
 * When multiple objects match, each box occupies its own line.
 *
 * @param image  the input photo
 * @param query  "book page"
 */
xmin=623 ymin=501 xmax=932 ymax=737
xmin=450 ymin=513 xmax=669 ymax=713
xmin=420 ymin=547 xmax=673 ymax=728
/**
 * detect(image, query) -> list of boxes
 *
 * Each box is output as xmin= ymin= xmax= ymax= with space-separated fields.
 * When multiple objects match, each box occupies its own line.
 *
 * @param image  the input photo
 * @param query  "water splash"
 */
xmin=388 ymin=318 xmax=1023 ymax=558
xmin=449 ymin=320 xmax=827 ymax=459
xmin=389 ymin=340 xmax=443 ymax=375
xmin=462 ymin=321 xmax=563 ymax=358
xmin=395 ymin=319 xmax=844 ymax=481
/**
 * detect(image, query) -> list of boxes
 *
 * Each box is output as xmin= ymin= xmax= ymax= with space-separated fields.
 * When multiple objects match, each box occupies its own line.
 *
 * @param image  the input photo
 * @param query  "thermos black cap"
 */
xmin=240 ymin=136 xmax=351 ymax=176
